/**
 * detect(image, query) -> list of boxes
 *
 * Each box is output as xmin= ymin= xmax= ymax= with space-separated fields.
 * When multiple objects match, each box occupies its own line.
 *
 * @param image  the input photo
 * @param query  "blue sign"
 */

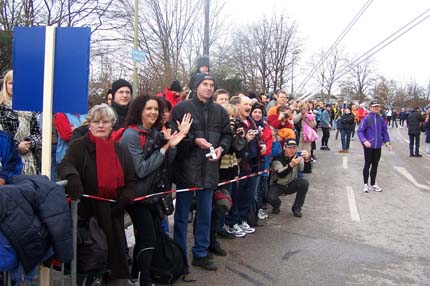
xmin=13 ymin=27 xmax=91 ymax=114
xmin=132 ymin=48 xmax=146 ymax=63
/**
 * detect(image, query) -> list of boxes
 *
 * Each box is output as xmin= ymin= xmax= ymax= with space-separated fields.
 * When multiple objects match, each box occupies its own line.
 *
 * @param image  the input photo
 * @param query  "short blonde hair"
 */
xmin=0 ymin=70 xmax=13 ymax=106
xmin=86 ymin=103 xmax=117 ymax=126
xmin=221 ymin=103 xmax=237 ymax=117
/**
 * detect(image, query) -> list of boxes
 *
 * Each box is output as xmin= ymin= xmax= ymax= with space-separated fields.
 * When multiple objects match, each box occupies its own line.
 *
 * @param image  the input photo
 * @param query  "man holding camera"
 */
xmin=225 ymin=96 xmax=261 ymax=236
xmin=170 ymin=73 xmax=232 ymax=271
xmin=266 ymin=138 xmax=310 ymax=217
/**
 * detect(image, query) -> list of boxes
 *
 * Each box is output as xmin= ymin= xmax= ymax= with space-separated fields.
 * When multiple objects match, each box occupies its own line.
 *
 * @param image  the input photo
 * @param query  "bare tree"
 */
xmin=311 ymin=48 xmax=344 ymax=102
xmin=349 ymin=59 xmax=373 ymax=103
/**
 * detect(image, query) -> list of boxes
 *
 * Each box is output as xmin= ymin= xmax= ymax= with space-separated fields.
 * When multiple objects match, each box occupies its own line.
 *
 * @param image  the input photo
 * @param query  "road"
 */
xmin=173 ymin=127 xmax=430 ymax=286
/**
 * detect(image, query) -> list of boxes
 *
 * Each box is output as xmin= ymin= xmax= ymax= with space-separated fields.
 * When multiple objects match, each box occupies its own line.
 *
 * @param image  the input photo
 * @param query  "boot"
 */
xmin=137 ymin=248 xmax=155 ymax=286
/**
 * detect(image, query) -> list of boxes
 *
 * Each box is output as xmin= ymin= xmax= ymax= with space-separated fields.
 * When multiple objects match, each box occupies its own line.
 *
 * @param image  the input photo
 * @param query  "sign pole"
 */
xmin=133 ymin=0 xmax=139 ymax=98
xmin=39 ymin=25 xmax=56 ymax=285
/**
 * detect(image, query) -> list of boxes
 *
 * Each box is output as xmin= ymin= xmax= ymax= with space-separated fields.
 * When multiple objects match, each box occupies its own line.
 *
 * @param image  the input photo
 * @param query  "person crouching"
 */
xmin=266 ymin=138 xmax=310 ymax=217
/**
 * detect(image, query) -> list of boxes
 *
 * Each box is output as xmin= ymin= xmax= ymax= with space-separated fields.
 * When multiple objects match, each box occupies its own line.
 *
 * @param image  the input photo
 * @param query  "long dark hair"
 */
xmin=126 ymin=95 xmax=165 ymax=129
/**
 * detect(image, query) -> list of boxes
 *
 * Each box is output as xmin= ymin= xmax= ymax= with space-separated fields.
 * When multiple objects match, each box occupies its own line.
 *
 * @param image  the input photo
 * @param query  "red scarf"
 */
xmin=88 ymin=132 xmax=125 ymax=199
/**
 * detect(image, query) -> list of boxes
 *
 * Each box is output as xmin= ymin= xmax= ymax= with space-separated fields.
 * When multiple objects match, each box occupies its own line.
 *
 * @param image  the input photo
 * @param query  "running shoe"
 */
xmin=363 ymin=184 xmax=370 ymax=193
xmin=370 ymin=184 xmax=382 ymax=192
xmin=258 ymin=209 xmax=268 ymax=220
xmin=239 ymin=221 xmax=255 ymax=234
xmin=228 ymin=224 xmax=246 ymax=238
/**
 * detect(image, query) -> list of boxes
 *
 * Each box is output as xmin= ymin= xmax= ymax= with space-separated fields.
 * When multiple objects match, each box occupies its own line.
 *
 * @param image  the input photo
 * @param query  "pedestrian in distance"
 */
xmin=357 ymin=101 xmax=392 ymax=193
xmin=406 ymin=107 xmax=424 ymax=157
xmin=320 ymin=104 xmax=332 ymax=150
xmin=425 ymin=109 xmax=430 ymax=154
xmin=339 ymin=105 xmax=355 ymax=153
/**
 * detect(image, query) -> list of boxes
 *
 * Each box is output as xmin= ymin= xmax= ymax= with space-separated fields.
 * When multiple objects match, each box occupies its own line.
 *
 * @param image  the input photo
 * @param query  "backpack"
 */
xmin=150 ymin=218 xmax=188 ymax=284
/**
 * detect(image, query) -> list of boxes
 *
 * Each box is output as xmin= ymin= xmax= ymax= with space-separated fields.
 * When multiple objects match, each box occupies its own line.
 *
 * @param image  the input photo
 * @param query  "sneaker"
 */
xmin=229 ymin=224 xmax=246 ymax=238
xmin=239 ymin=221 xmax=255 ymax=234
xmin=363 ymin=184 xmax=370 ymax=193
xmin=192 ymin=255 xmax=218 ymax=271
xmin=217 ymin=228 xmax=235 ymax=239
xmin=326 ymin=146 xmax=331 ymax=151
xmin=415 ymin=154 xmax=423 ymax=157
xmin=258 ymin=209 xmax=268 ymax=220
xmin=370 ymin=184 xmax=382 ymax=192
xmin=128 ymin=279 xmax=139 ymax=286
xmin=351 ymin=137 xmax=355 ymax=141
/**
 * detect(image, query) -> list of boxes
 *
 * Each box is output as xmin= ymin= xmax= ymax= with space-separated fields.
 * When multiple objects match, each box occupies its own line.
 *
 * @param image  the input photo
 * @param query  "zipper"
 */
xmin=373 ymin=114 xmax=377 ymax=148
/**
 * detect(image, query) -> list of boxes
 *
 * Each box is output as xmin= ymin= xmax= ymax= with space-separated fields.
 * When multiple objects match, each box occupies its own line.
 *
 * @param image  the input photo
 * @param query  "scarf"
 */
xmin=88 ymin=132 xmax=125 ymax=199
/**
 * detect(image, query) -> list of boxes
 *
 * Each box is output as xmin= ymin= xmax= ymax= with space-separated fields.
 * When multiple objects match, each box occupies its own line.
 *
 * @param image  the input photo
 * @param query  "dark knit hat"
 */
xmin=213 ymin=188 xmax=232 ymax=212
xmin=111 ymin=79 xmax=132 ymax=98
xmin=169 ymin=80 xmax=182 ymax=92
xmin=251 ymin=103 xmax=264 ymax=114
xmin=196 ymin=55 xmax=210 ymax=70
xmin=192 ymin=73 xmax=215 ymax=90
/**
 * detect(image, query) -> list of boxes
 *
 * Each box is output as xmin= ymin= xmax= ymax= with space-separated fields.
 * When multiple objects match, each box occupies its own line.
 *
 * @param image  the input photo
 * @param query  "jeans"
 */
xmin=340 ymin=129 xmax=352 ymax=150
xmin=225 ymin=170 xmax=258 ymax=226
xmin=391 ymin=118 xmax=398 ymax=128
xmin=266 ymin=178 xmax=309 ymax=209
xmin=363 ymin=147 xmax=381 ymax=185
xmin=257 ymin=176 xmax=269 ymax=209
xmin=174 ymin=188 xmax=213 ymax=258
xmin=409 ymin=134 xmax=421 ymax=155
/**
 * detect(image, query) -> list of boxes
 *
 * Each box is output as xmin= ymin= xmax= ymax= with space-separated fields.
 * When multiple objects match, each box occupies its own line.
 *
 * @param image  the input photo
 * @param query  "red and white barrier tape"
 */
xmin=76 ymin=169 xmax=270 ymax=203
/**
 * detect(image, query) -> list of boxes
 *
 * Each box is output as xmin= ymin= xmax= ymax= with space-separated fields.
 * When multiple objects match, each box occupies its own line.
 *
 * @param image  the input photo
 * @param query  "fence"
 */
xmin=1 ymin=180 xmax=78 ymax=286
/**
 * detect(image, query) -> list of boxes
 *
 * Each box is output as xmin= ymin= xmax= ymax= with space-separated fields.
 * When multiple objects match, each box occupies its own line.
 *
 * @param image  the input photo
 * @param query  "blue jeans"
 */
xmin=340 ymin=129 xmax=352 ymax=150
xmin=225 ymin=170 xmax=258 ymax=226
xmin=174 ymin=188 xmax=213 ymax=258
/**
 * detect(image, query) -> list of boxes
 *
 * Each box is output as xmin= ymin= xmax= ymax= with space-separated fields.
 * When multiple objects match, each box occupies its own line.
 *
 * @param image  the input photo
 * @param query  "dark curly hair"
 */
xmin=125 ymin=95 xmax=165 ymax=129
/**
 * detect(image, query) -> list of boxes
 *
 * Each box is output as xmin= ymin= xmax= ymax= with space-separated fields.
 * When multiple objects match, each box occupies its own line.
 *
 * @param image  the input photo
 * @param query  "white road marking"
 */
xmin=343 ymin=156 xmax=348 ymax=169
xmin=394 ymin=166 xmax=430 ymax=191
xmin=347 ymin=186 xmax=361 ymax=222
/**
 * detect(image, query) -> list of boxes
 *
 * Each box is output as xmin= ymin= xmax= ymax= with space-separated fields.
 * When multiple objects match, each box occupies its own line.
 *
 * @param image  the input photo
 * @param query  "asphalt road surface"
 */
xmin=172 ymin=127 xmax=430 ymax=286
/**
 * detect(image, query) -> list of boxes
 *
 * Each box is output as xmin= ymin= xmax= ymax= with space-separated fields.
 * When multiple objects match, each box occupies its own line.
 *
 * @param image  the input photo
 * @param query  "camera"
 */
xmin=233 ymin=118 xmax=242 ymax=130
xmin=248 ymin=129 xmax=259 ymax=135
xmin=296 ymin=150 xmax=302 ymax=157
xmin=205 ymin=146 xmax=217 ymax=160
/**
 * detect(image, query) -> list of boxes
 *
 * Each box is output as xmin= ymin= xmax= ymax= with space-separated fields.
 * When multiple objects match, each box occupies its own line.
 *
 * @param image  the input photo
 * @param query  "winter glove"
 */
xmin=111 ymin=197 xmax=132 ymax=217
xmin=66 ymin=174 xmax=84 ymax=200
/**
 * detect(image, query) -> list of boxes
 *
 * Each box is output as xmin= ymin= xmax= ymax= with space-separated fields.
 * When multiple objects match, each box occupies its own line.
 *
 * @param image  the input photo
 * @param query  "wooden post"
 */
xmin=39 ymin=25 xmax=56 ymax=285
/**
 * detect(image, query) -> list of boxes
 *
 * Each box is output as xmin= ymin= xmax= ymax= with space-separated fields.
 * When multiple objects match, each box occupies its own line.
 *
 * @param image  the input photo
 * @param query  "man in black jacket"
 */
xmin=407 ymin=107 xmax=424 ymax=157
xmin=170 ymin=73 xmax=232 ymax=271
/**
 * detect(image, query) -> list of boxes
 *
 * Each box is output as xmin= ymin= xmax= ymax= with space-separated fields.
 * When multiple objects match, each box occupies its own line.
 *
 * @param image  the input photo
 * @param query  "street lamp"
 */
xmin=291 ymin=51 xmax=299 ymax=97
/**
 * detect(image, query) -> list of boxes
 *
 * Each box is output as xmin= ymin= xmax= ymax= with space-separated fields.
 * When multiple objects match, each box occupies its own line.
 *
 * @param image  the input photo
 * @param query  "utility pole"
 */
xmin=133 ymin=0 xmax=138 ymax=98
xmin=203 ymin=0 xmax=210 ymax=56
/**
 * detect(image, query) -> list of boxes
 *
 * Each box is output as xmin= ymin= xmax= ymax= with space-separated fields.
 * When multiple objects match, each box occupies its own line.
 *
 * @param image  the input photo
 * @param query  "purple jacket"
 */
xmin=357 ymin=112 xmax=390 ymax=149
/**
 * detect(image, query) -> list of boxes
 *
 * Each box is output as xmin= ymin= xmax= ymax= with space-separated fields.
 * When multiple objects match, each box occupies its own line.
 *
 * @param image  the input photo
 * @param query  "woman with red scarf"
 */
xmin=58 ymin=104 xmax=137 ymax=281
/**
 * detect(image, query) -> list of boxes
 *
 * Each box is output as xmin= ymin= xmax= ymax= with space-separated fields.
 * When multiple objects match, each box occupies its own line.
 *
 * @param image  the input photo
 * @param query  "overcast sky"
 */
xmin=222 ymin=0 xmax=430 ymax=93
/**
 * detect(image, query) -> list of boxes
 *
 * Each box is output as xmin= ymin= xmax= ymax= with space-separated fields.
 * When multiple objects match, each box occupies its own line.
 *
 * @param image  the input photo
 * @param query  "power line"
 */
xmin=295 ymin=0 xmax=374 ymax=94
xmin=297 ymin=7 xmax=430 ymax=101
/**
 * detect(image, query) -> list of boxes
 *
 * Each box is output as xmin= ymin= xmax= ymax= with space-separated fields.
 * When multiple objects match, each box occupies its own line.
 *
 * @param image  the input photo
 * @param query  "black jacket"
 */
xmin=0 ymin=175 xmax=73 ymax=273
xmin=407 ymin=111 xmax=424 ymax=135
xmin=340 ymin=113 xmax=355 ymax=130
xmin=170 ymin=96 xmax=233 ymax=189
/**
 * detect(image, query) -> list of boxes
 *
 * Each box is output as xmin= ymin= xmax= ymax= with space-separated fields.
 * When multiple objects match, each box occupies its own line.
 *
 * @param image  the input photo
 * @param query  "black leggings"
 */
xmin=321 ymin=127 xmax=330 ymax=147
xmin=363 ymin=147 xmax=381 ymax=185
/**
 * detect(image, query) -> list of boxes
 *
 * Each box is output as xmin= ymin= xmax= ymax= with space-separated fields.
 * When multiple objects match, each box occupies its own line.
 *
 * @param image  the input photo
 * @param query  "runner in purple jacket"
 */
xmin=357 ymin=101 xmax=392 ymax=193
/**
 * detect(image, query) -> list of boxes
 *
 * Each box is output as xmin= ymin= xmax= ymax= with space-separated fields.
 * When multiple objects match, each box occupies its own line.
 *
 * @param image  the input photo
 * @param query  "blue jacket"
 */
xmin=357 ymin=112 xmax=390 ymax=149
xmin=320 ymin=110 xmax=331 ymax=128
xmin=0 ymin=131 xmax=22 ymax=184
xmin=0 ymin=175 xmax=73 ymax=274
